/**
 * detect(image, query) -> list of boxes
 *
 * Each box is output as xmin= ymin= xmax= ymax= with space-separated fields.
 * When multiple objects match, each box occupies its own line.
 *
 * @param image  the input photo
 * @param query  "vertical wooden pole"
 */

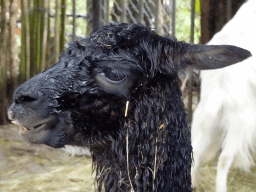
xmin=92 ymin=0 xmax=101 ymax=32
xmin=154 ymin=0 xmax=159 ymax=33
xmin=41 ymin=0 xmax=49 ymax=71
xmin=172 ymin=0 xmax=176 ymax=37
xmin=8 ymin=0 xmax=18 ymax=101
xmin=188 ymin=0 xmax=195 ymax=123
xmin=121 ymin=0 xmax=127 ymax=23
xmin=60 ymin=0 xmax=66 ymax=51
xmin=0 ymin=0 xmax=7 ymax=124
xmin=104 ymin=0 xmax=109 ymax=25
xmin=22 ymin=0 xmax=30 ymax=80
xmin=138 ymin=0 xmax=144 ymax=23
xmin=36 ymin=0 xmax=42 ymax=74
xmin=227 ymin=0 xmax=232 ymax=21
xmin=72 ymin=0 xmax=76 ymax=41
xmin=54 ymin=0 xmax=61 ymax=63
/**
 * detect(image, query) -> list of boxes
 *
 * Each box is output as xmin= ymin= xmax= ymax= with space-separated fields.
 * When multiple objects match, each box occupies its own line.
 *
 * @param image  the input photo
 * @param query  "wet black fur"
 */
xmin=64 ymin=24 xmax=191 ymax=191
xmin=9 ymin=23 xmax=251 ymax=191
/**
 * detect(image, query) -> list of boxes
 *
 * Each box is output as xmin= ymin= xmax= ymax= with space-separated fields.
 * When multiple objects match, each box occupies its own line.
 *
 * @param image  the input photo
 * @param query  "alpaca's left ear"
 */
xmin=176 ymin=44 xmax=251 ymax=70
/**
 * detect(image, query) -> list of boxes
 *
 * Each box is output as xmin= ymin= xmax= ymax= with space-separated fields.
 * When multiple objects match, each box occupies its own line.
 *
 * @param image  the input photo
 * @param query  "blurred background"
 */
xmin=0 ymin=0 xmax=246 ymax=124
xmin=1 ymin=0 xmax=255 ymax=192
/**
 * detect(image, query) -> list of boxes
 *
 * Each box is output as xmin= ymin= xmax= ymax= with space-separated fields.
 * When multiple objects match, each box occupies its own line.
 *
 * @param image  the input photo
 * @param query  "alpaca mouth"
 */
xmin=11 ymin=116 xmax=56 ymax=135
xmin=18 ymin=122 xmax=47 ymax=134
xmin=33 ymin=122 xmax=46 ymax=129
xmin=18 ymin=125 xmax=29 ymax=134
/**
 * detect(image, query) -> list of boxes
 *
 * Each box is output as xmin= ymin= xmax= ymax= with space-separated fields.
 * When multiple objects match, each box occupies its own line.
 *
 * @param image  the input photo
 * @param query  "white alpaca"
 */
xmin=191 ymin=0 xmax=256 ymax=192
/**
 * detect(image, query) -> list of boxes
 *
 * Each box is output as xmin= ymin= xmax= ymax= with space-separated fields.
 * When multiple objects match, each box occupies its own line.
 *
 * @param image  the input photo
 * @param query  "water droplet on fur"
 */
xmin=208 ymin=55 xmax=213 ymax=60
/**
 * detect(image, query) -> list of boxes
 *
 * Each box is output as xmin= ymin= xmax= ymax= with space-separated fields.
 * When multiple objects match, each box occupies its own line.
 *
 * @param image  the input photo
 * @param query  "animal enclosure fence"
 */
xmin=0 ymin=0 xmax=236 ymax=124
xmin=86 ymin=0 xmax=199 ymax=121
xmin=89 ymin=0 xmax=180 ymax=37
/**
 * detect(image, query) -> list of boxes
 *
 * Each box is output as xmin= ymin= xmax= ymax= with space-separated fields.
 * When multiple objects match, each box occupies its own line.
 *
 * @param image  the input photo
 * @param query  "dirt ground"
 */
xmin=0 ymin=124 xmax=95 ymax=192
xmin=0 ymin=124 xmax=256 ymax=192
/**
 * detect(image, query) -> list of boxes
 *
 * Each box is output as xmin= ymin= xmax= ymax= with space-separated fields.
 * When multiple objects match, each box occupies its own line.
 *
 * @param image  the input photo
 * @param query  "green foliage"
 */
xmin=175 ymin=0 xmax=201 ymax=44
xmin=195 ymin=0 xmax=201 ymax=15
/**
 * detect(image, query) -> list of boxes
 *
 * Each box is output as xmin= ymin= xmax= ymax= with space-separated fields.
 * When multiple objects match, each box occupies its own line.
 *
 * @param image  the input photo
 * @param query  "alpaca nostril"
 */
xmin=7 ymin=109 xmax=15 ymax=120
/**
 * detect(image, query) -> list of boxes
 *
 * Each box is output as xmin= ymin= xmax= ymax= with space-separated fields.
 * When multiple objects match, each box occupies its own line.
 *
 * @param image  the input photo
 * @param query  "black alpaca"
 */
xmin=8 ymin=24 xmax=251 ymax=191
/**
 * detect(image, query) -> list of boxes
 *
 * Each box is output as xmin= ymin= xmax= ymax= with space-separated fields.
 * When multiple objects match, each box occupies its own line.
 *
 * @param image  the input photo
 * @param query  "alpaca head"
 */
xmin=8 ymin=23 xmax=251 ymax=190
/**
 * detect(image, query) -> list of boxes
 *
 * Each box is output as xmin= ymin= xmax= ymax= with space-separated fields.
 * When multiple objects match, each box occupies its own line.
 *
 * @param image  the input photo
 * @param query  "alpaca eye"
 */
xmin=104 ymin=69 xmax=127 ymax=82
xmin=16 ymin=95 xmax=37 ymax=104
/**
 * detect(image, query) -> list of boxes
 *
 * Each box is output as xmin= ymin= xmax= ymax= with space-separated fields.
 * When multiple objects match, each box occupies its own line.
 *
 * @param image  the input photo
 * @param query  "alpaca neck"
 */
xmin=92 ymin=76 xmax=192 ymax=191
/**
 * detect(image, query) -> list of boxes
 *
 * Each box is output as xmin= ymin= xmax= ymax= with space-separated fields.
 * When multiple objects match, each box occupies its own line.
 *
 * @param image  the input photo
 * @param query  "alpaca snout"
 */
xmin=7 ymin=104 xmax=15 ymax=121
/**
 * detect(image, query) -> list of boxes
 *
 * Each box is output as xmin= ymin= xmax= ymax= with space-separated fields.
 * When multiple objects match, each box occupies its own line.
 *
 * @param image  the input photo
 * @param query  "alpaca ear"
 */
xmin=176 ymin=44 xmax=252 ymax=70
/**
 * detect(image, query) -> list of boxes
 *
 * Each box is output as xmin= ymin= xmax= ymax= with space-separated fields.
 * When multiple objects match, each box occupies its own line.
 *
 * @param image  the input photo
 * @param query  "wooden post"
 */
xmin=41 ymin=0 xmax=49 ymax=71
xmin=54 ymin=0 xmax=61 ymax=63
xmin=104 ymin=0 xmax=109 ymax=25
xmin=188 ymin=0 xmax=195 ymax=123
xmin=21 ymin=0 xmax=30 ymax=80
xmin=7 ymin=0 xmax=18 ymax=102
xmin=60 ymin=0 xmax=66 ymax=52
xmin=121 ymin=0 xmax=127 ymax=23
xmin=154 ymin=0 xmax=159 ymax=33
xmin=0 ymin=0 xmax=8 ymax=124
xmin=72 ymin=0 xmax=76 ymax=41
xmin=172 ymin=0 xmax=176 ymax=37
xmin=138 ymin=0 xmax=144 ymax=23
xmin=92 ymin=0 xmax=101 ymax=32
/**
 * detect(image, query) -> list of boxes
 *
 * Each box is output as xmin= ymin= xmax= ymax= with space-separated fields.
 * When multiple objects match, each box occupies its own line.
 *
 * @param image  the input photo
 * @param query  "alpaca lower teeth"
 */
xmin=11 ymin=120 xmax=19 ymax=125
xmin=19 ymin=126 xmax=28 ymax=131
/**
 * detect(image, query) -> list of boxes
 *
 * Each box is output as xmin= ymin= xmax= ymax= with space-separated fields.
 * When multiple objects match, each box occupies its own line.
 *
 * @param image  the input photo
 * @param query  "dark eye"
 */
xmin=104 ymin=69 xmax=127 ymax=82
xmin=15 ymin=95 xmax=37 ymax=104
